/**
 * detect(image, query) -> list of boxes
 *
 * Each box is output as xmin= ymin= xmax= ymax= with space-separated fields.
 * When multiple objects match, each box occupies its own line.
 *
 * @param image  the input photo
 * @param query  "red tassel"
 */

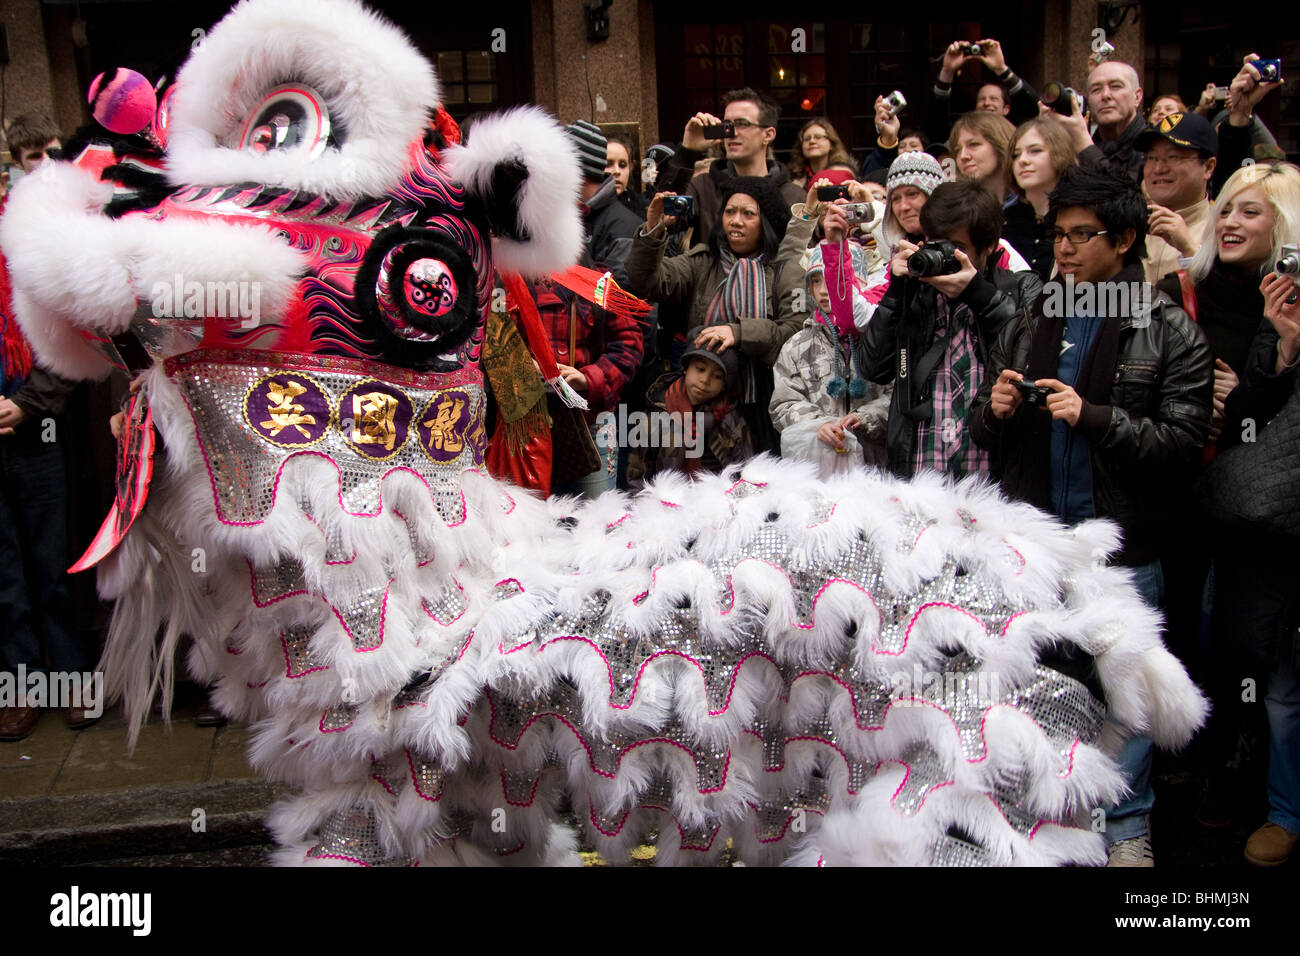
xmin=548 ymin=264 xmax=652 ymax=324
xmin=0 ymin=239 xmax=34 ymax=385
xmin=499 ymin=272 xmax=561 ymax=382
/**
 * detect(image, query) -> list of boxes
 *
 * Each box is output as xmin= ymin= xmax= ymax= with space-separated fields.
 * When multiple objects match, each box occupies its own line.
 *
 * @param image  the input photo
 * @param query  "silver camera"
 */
xmin=1277 ymin=244 xmax=1300 ymax=284
xmin=1093 ymin=40 xmax=1115 ymax=61
xmin=842 ymin=202 xmax=875 ymax=225
xmin=883 ymin=90 xmax=907 ymax=116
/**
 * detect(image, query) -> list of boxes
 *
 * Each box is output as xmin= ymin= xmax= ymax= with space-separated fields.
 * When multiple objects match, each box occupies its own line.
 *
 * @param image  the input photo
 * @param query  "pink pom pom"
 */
xmin=88 ymin=68 xmax=157 ymax=135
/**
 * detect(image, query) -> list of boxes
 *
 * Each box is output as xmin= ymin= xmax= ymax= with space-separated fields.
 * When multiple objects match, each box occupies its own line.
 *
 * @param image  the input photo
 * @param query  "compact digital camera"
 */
xmin=1277 ymin=244 xmax=1300 ymax=283
xmin=1013 ymin=379 xmax=1053 ymax=406
xmin=842 ymin=202 xmax=874 ymax=225
xmin=661 ymin=194 xmax=694 ymax=218
xmin=883 ymin=90 xmax=907 ymax=116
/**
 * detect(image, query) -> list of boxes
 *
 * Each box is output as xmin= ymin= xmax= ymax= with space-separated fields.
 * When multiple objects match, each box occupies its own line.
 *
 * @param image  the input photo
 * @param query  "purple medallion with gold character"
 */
xmin=339 ymin=380 xmax=414 ymax=460
xmin=416 ymin=390 xmax=472 ymax=463
xmin=244 ymin=373 xmax=332 ymax=448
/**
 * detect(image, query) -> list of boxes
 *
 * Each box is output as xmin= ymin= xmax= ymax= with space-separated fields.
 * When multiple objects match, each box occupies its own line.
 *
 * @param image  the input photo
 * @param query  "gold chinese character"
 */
xmin=422 ymin=396 xmax=465 ymax=454
xmin=261 ymin=379 xmax=317 ymax=439
xmin=351 ymin=391 xmax=400 ymax=451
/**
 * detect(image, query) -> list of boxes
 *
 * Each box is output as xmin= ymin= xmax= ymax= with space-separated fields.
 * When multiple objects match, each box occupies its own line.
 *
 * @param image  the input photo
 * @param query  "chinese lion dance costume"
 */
xmin=0 ymin=0 xmax=1207 ymax=866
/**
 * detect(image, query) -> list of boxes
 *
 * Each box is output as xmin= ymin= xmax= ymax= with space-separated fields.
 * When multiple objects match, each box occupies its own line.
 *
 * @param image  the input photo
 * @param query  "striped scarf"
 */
xmin=705 ymin=252 xmax=766 ymax=403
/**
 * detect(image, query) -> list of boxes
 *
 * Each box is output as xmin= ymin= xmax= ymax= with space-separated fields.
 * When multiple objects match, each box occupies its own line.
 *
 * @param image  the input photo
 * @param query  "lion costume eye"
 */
xmin=235 ymin=83 xmax=334 ymax=157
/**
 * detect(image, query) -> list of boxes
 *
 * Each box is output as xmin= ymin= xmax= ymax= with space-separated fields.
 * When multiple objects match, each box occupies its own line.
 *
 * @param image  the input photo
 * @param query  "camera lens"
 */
xmin=1277 ymin=253 xmax=1300 ymax=275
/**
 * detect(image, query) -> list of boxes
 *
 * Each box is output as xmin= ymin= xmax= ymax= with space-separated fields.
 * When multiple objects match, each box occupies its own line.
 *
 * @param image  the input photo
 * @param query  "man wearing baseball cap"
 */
xmin=1136 ymin=111 xmax=1218 ymax=284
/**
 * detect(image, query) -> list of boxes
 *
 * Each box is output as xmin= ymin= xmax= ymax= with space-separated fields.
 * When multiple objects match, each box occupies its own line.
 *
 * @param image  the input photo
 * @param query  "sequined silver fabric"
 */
xmin=167 ymin=350 xmax=485 ymax=525
xmin=306 ymin=805 xmax=412 ymax=866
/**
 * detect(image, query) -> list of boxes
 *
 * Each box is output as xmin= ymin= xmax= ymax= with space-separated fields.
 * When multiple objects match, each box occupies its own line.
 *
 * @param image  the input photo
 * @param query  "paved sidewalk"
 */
xmin=0 ymin=695 xmax=281 ymax=865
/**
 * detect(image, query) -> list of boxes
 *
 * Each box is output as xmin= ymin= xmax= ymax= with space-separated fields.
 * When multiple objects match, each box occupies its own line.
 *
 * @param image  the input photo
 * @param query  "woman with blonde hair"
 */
xmin=949 ymin=111 xmax=1017 ymax=205
xmin=787 ymin=117 xmax=856 ymax=189
xmin=1003 ymin=116 xmax=1077 ymax=278
xmin=1154 ymin=162 xmax=1300 ymax=865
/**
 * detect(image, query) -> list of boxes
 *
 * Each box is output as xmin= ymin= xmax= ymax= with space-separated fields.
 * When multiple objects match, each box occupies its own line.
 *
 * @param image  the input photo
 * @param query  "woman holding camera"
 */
xmin=1003 ymin=117 xmax=1078 ymax=280
xmin=1154 ymin=162 xmax=1300 ymax=864
xmin=625 ymin=177 xmax=799 ymax=452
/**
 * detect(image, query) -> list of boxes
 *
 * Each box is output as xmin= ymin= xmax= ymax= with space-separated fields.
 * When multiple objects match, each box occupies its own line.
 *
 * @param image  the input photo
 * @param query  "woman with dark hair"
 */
xmin=788 ymin=117 xmax=856 ymax=189
xmin=625 ymin=177 xmax=799 ymax=452
xmin=605 ymin=133 xmax=646 ymax=216
xmin=1004 ymin=116 xmax=1078 ymax=278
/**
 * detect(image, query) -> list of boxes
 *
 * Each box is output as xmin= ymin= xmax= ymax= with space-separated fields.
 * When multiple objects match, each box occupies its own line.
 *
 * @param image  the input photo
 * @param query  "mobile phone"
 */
xmin=816 ymin=184 xmax=850 ymax=201
xmin=701 ymin=120 xmax=736 ymax=140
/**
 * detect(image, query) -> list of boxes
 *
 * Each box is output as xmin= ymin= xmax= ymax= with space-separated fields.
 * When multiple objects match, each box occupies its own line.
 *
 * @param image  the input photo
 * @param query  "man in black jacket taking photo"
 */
xmin=858 ymin=179 xmax=1042 ymax=479
xmin=969 ymin=163 xmax=1213 ymax=867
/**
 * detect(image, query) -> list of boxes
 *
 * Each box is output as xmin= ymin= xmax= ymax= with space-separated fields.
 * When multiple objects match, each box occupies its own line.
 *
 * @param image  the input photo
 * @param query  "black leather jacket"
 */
xmin=969 ymin=266 xmax=1213 ymax=566
xmin=858 ymin=263 xmax=1044 ymax=477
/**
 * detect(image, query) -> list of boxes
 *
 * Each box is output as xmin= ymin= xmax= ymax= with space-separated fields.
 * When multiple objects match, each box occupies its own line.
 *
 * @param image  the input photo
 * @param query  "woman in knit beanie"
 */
xmin=877 ymin=151 xmax=946 ymax=252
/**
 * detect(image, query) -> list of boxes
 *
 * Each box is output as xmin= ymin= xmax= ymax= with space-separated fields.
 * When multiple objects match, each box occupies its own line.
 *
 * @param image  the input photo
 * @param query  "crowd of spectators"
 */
xmin=2 ymin=38 xmax=1298 ymax=871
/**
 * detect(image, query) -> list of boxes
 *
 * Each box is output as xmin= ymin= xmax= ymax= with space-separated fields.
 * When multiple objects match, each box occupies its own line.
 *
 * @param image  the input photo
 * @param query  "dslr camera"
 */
xmin=661 ymin=194 xmax=694 ymax=218
xmin=1277 ymin=244 xmax=1300 ymax=284
xmin=907 ymin=239 xmax=961 ymax=277
xmin=702 ymin=120 xmax=736 ymax=140
xmin=1013 ymin=379 xmax=1053 ymax=407
xmin=1040 ymin=81 xmax=1081 ymax=116
xmin=882 ymin=90 xmax=907 ymax=116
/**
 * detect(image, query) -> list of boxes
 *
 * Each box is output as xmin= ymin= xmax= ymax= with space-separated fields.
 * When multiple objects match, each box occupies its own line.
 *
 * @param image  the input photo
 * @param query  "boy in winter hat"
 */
xmin=625 ymin=326 xmax=754 ymax=488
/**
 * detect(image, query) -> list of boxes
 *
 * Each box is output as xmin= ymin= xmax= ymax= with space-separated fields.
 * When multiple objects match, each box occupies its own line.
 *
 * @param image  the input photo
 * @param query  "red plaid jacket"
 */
xmin=529 ymin=278 xmax=644 ymax=416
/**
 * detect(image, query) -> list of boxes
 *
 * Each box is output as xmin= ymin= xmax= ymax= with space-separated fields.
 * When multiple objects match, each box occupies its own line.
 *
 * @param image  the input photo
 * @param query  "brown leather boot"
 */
xmin=1244 ymin=822 xmax=1298 ymax=867
xmin=0 ymin=705 xmax=41 ymax=742
xmin=64 ymin=704 xmax=101 ymax=730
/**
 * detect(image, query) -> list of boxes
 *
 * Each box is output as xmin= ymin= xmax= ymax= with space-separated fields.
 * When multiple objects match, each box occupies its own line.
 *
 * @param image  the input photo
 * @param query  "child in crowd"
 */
xmin=625 ymin=326 xmax=753 ymax=488
xmin=771 ymin=203 xmax=889 ymax=472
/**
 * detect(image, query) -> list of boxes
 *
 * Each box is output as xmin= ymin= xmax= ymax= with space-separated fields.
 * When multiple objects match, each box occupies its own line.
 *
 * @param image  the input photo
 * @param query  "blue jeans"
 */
xmin=1104 ymin=559 xmax=1163 ymax=843
xmin=0 ymin=438 xmax=89 ymax=677
xmin=1266 ymin=637 xmax=1300 ymax=835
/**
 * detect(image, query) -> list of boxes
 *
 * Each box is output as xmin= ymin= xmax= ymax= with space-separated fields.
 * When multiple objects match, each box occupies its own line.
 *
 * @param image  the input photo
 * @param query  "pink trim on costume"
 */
xmin=226 ymin=645 xmax=243 ymax=656
xmin=724 ymin=478 xmax=769 ymax=495
xmin=752 ymin=805 xmax=825 ymax=844
xmin=495 ymin=578 xmax=525 ymax=591
xmin=248 ymin=558 xmax=309 ymax=608
xmin=806 ymin=501 xmax=838 ymax=527
xmin=325 ymin=580 xmax=393 ymax=653
xmin=305 ymin=850 xmax=372 ymax=867
xmin=605 ymin=513 xmax=631 ymax=531
xmin=743 ymin=729 xmax=864 ymax=795
xmin=371 ymin=771 xmax=397 ymax=798
xmin=659 ymin=499 xmax=681 ymax=509
xmin=1003 ymin=540 xmax=1027 ymax=575
xmin=420 ymin=578 xmax=468 ymax=626
xmin=319 ymin=710 xmax=354 ymax=734
xmin=405 ymin=749 xmax=444 ymax=802
xmin=816 ymin=855 xmax=825 ymax=867
xmin=501 ymin=770 xmax=542 ymax=807
xmin=485 ymin=690 xmax=732 ymax=794
xmin=539 ymin=634 xmax=779 ymax=717
xmin=876 ymin=756 xmax=956 ymax=812
xmin=713 ymin=558 xmax=884 ymax=633
xmin=300 ymin=511 xmax=359 ymax=565
xmin=496 ymin=842 xmax=526 ymax=856
xmin=281 ymin=631 xmax=330 ymax=679
xmin=586 ymin=801 xmax=720 ymax=852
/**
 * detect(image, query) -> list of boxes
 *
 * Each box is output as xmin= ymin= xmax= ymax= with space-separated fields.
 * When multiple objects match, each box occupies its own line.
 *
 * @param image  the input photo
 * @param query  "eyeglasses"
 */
xmin=802 ymin=133 xmax=829 ymax=143
xmin=1048 ymin=227 xmax=1109 ymax=245
xmin=728 ymin=118 xmax=765 ymax=131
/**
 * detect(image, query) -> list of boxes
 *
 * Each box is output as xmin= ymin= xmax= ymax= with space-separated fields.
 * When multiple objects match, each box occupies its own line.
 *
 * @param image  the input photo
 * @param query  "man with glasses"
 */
xmin=1137 ymin=112 xmax=1218 ymax=284
xmin=971 ymin=164 xmax=1213 ymax=866
xmin=660 ymin=87 xmax=804 ymax=242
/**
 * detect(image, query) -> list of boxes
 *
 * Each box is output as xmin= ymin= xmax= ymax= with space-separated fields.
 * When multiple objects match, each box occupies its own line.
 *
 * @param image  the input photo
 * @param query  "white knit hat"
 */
xmin=885 ymin=151 xmax=944 ymax=198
